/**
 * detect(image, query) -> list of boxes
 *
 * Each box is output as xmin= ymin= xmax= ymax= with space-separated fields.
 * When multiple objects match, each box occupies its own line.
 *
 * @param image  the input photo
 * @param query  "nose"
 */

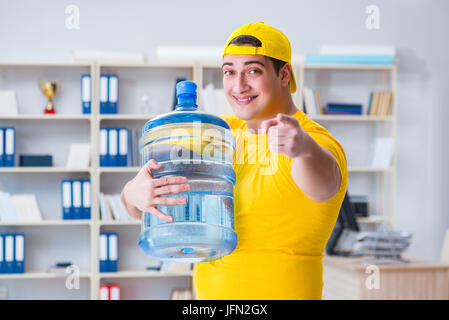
xmin=234 ymin=73 xmax=250 ymax=94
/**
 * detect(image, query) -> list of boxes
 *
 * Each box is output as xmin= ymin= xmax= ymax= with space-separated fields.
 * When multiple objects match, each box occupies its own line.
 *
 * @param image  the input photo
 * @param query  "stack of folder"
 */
xmin=0 ymin=127 xmax=15 ymax=167
xmin=0 ymin=233 xmax=25 ymax=274
xmin=61 ymin=180 xmax=91 ymax=220
xmin=99 ymin=233 xmax=118 ymax=273
xmin=325 ymin=103 xmax=363 ymax=115
xmin=99 ymin=127 xmax=131 ymax=167
xmin=99 ymin=74 xmax=119 ymax=114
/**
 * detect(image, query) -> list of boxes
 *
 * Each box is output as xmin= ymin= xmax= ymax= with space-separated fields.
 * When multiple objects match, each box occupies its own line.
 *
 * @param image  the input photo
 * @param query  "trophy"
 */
xmin=39 ymin=80 xmax=61 ymax=114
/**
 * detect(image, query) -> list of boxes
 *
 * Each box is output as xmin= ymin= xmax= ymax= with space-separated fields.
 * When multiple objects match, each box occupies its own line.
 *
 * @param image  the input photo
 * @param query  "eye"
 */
xmin=223 ymin=70 xmax=233 ymax=76
xmin=248 ymin=69 xmax=260 ymax=75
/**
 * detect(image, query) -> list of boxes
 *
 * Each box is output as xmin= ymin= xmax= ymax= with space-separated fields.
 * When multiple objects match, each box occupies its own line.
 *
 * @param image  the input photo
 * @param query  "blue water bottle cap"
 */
xmin=176 ymin=80 xmax=197 ymax=98
xmin=176 ymin=81 xmax=198 ymax=111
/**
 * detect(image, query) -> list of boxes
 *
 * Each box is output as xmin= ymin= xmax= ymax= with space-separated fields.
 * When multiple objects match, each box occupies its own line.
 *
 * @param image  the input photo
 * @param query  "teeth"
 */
xmin=237 ymin=97 xmax=254 ymax=102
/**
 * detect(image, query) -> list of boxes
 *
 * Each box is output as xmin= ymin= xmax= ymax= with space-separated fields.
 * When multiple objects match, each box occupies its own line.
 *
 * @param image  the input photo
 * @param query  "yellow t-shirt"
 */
xmin=193 ymin=109 xmax=348 ymax=300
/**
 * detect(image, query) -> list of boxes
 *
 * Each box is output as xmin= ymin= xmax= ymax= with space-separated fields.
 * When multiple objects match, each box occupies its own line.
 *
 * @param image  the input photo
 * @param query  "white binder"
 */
xmin=99 ymin=233 xmax=108 ymax=272
xmin=99 ymin=128 xmax=108 ymax=166
xmin=119 ymin=128 xmax=128 ymax=166
xmin=72 ymin=180 xmax=82 ymax=219
xmin=108 ymin=128 xmax=118 ymax=166
xmin=62 ymin=181 xmax=72 ymax=220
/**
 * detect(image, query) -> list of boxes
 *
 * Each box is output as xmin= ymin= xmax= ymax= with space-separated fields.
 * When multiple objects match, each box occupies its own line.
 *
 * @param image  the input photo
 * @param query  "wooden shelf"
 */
xmin=0 ymin=114 xmax=92 ymax=120
xmin=357 ymin=216 xmax=390 ymax=224
xmin=0 ymin=271 xmax=91 ymax=280
xmin=348 ymin=166 xmax=392 ymax=173
xmin=98 ymin=220 xmax=140 ymax=226
xmin=98 ymin=270 xmax=193 ymax=279
xmin=0 ymin=220 xmax=92 ymax=227
xmin=98 ymin=167 xmax=140 ymax=174
xmin=0 ymin=167 xmax=92 ymax=173
xmin=308 ymin=115 xmax=393 ymax=122
xmin=304 ymin=64 xmax=394 ymax=71
xmin=98 ymin=114 xmax=156 ymax=121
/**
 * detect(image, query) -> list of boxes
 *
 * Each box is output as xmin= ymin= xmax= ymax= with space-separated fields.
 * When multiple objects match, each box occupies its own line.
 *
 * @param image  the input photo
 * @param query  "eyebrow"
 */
xmin=222 ymin=60 xmax=265 ymax=68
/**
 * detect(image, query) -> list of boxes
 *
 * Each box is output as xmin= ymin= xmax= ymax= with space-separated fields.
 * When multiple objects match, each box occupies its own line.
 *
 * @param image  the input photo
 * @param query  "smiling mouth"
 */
xmin=234 ymin=96 xmax=258 ymax=105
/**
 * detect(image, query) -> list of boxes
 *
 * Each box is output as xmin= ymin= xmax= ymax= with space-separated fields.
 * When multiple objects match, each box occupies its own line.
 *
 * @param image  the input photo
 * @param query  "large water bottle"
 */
xmin=138 ymin=81 xmax=237 ymax=263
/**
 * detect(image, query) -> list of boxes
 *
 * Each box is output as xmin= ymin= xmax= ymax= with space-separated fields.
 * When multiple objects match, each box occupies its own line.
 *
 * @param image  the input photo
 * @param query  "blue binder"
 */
xmin=118 ymin=128 xmax=128 ymax=167
xmin=100 ymin=128 xmax=109 ymax=167
xmin=108 ymin=233 xmax=118 ymax=272
xmin=72 ymin=180 xmax=82 ymax=220
xmin=108 ymin=128 xmax=118 ymax=167
xmin=108 ymin=75 xmax=119 ymax=114
xmin=99 ymin=233 xmax=108 ymax=273
xmin=4 ymin=234 xmax=15 ymax=274
xmin=14 ymin=234 xmax=25 ymax=273
xmin=81 ymin=180 xmax=91 ymax=219
xmin=4 ymin=127 xmax=15 ymax=167
xmin=61 ymin=180 xmax=72 ymax=220
xmin=81 ymin=74 xmax=91 ymax=114
xmin=100 ymin=74 xmax=109 ymax=114
xmin=0 ymin=234 xmax=4 ymax=273
xmin=0 ymin=128 xmax=4 ymax=167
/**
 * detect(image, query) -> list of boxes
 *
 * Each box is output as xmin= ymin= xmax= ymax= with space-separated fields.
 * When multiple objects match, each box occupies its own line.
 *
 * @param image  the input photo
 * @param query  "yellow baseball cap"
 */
xmin=222 ymin=22 xmax=297 ymax=94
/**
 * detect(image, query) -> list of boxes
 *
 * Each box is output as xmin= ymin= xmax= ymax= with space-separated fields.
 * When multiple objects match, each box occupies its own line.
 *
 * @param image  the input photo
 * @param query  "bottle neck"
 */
xmin=175 ymin=94 xmax=198 ymax=111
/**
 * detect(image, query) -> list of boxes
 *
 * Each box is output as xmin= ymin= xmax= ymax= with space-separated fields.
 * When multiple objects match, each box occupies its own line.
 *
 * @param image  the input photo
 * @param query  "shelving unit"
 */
xmin=0 ymin=59 xmax=397 ymax=299
xmin=197 ymin=61 xmax=397 ymax=226
xmin=299 ymin=63 xmax=397 ymax=227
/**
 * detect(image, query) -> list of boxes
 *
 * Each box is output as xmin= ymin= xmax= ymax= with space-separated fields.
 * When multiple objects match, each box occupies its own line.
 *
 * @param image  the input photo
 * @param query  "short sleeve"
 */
xmin=301 ymin=119 xmax=348 ymax=198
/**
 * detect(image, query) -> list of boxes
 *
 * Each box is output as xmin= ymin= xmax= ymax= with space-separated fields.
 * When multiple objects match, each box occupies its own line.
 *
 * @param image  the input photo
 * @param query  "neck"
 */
xmin=246 ymin=98 xmax=298 ymax=132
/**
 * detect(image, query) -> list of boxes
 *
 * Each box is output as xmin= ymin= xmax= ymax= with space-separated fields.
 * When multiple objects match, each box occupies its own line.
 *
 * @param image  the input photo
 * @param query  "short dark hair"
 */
xmin=228 ymin=35 xmax=287 ymax=75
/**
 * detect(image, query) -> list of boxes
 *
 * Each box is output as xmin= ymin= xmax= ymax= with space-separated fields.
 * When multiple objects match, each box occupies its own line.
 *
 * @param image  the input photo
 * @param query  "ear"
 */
xmin=279 ymin=63 xmax=291 ymax=89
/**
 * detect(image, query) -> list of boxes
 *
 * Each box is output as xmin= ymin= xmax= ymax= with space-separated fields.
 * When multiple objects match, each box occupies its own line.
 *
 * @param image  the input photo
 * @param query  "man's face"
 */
xmin=222 ymin=54 xmax=284 ymax=121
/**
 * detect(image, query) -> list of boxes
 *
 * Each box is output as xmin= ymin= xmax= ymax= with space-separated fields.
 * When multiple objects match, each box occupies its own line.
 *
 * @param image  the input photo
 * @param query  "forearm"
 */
xmin=291 ymin=133 xmax=341 ymax=202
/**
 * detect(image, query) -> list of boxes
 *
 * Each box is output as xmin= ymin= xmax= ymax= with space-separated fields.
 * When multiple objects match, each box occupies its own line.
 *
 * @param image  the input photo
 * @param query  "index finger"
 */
xmin=260 ymin=118 xmax=279 ymax=135
xmin=152 ymin=176 xmax=188 ymax=187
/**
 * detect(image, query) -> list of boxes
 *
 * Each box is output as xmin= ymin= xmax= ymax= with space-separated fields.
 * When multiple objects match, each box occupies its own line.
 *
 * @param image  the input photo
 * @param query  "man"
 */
xmin=121 ymin=22 xmax=347 ymax=299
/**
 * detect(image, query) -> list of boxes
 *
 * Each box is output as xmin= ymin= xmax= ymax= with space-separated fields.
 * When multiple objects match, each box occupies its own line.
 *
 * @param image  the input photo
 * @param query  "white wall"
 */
xmin=1 ymin=0 xmax=448 ymax=260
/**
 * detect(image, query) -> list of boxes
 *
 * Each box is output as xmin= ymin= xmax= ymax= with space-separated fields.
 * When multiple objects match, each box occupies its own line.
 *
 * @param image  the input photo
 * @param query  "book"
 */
xmin=0 ymin=91 xmax=18 ymax=115
xmin=319 ymin=45 xmax=396 ymax=56
xmin=306 ymin=54 xmax=394 ymax=65
xmin=314 ymin=90 xmax=323 ymax=114
xmin=11 ymin=194 xmax=43 ymax=222
xmin=66 ymin=143 xmax=91 ymax=168
xmin=371 ymin=137 xmax=394 ymax=168
xmin=369 ymin=92 xmax=380 ymax=115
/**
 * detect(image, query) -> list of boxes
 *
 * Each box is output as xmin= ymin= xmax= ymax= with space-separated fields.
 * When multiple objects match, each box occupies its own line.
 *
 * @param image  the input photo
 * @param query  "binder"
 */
xmin=81 ymin=74 xmax=91 ymax=114
xmin=81 ymin=180 xmax=91 ymax=219
xmin=72 ymin=180 xmax=82 ymax=220
xmin=118 ymin=128 xmax=128 ymax=167
xmin=14 ymin=234 xmax=25 ymax=273
xmin=4 ymin=127 xmax=15 ymax=167
xmin=61 ymin=180 xmax=72 ymax=220
xmin=109 ymin=285 xmax=120 ymax=300
xmin=108 ymin=75 xmax=118 ymax=114
xmin=0 ymin=234 xmax=4 ymax=273
xmin=108 ymin=233 xmax=118 ymax=272
xmin=0 ymin=128 xmax=4 ymax=166
xmin=4 ymin=234 xmax=14 ymax=273
xmin=99 ymin=285 xmax=109 ymax=300
xmin=100 ymin=128 xmax=108 ymax=167
xmin=100 ymin=75 xmax=109 ymax=114
xmin=108 ymin=128 xmax=118 ymax=167
xmin=99 ymin=233 xmax=108 ymax=273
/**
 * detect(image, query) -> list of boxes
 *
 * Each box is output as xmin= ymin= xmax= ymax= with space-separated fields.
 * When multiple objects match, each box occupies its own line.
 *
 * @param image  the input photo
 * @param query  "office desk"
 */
xmin=322 ymin=255 xmax=449 ymax=300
